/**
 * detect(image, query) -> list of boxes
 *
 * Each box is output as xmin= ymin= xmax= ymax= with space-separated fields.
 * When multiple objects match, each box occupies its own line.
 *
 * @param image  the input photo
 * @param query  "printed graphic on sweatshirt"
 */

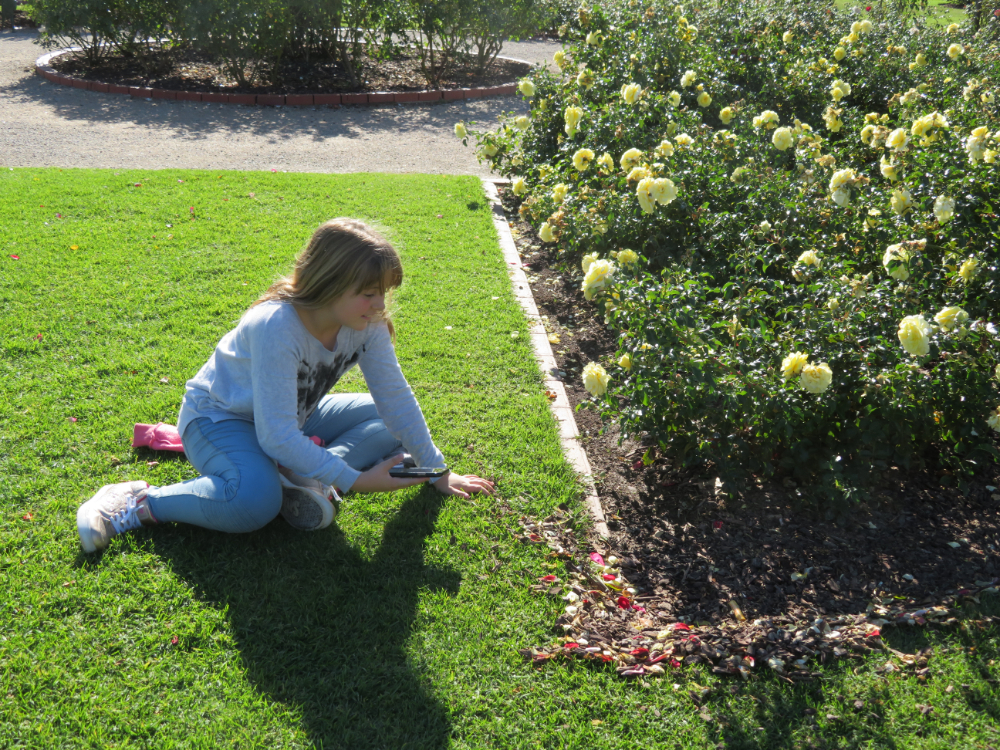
xmin=296 ymin=352 xmax=360 ymax=418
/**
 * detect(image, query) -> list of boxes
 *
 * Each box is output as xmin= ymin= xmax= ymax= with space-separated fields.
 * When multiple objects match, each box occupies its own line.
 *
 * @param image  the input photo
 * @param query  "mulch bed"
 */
xmin=497 ymin=185 xmax=1000 ymax=678
xmin=0 ymin=10 xmax=36 ymax=29
xmin=50 ymin=45 xmax=529 ymax=96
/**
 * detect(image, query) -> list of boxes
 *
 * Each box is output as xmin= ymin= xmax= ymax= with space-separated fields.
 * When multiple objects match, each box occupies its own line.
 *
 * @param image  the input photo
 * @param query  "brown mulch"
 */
xmin=50 ymin=45 xmax=530 ymax=95
xmin=498 ymin=184 xmax=1000 ymax=675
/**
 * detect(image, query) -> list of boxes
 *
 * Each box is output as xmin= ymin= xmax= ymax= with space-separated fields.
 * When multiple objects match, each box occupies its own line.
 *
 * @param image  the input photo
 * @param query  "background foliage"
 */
xmin=21 ymin=0 xmax=553 ymax=86
xmin=464 ymin=0 xmax=1000 ymax=507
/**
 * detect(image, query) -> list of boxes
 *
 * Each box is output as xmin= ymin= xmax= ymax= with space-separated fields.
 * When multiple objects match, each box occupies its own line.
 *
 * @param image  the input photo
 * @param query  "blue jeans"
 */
xmin=144 ymin=394 xmax=403 ymax=533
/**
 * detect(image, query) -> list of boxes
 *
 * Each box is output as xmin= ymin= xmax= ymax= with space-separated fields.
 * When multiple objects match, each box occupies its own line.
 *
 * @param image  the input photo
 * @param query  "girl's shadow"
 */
xmin=150 ymin=491 xmax=459 ymax=750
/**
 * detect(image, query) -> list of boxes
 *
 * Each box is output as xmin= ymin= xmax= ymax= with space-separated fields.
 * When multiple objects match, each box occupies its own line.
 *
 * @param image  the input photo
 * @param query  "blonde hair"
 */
xmin=254 ymin=218 xmax=403 ymax=330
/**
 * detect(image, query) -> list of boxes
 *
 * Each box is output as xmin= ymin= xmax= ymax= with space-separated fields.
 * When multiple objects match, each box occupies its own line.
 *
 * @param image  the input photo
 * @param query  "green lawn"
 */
xmin=834 ymin=0 xmax=966 ymax=25
xmin=1 ymin=168 xmax=999 ymax=749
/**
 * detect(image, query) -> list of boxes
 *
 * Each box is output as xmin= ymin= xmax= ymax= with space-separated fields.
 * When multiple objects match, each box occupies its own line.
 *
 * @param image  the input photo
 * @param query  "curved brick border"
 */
xmin=35 ymin=47 xmax=527 ymax=106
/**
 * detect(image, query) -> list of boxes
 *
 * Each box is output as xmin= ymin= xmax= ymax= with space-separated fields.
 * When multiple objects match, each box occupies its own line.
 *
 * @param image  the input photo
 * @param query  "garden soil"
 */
xmin=0 ymin=29 xmax=557 ymax=175
xmin=497 ymin=185 xmax=1000 ymax=630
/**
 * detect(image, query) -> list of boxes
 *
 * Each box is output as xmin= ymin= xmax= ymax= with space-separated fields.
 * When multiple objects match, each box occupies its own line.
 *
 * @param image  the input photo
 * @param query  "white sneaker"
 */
xmin=278 ymin=468 xmax=338 ymax=531
xmin=77 ymin=481 xmax=156 ymax=553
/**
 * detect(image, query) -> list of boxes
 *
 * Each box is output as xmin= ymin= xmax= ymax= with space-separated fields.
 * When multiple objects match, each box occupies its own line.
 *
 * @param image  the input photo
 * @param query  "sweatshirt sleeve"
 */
xmin=247 ymin=312 xmax=362 ymax=491
xmin=359 ymin=324 xmax=447 ymax=470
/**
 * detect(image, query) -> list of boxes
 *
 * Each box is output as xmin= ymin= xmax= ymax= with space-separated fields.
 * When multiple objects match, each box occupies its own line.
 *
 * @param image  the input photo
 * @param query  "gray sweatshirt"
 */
xmin=177 ymin=300 xmax=445 ymax=490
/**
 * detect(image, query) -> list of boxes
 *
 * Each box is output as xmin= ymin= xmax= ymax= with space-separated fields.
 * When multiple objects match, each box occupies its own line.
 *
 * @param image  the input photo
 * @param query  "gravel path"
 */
xmin=0 ymin=31 xmax=560 ymax=175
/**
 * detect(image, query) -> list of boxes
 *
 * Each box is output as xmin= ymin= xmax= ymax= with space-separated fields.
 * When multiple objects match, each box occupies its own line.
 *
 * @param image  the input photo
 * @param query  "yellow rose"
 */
xmin=649 ymin=178 xmax=677 ymax=206
xmin=860 ymin=124 xmax=875 ymax=145
xmin=719 ymin=106 xmax=734 ymax=125
xmin=948 ymin=43 xmax=963 ymax=60
xmin=674 ymin=133 xmax=694 ymax=147
xmin=667 ymin=90 xmax=681 ymax=107
xmin=621 ymin=83 xmax=642 ymax=104
xmin=552 ymin=183 xmax=569 ymax=203
xmin=539 ymin=222 xmax=555 ymax=243
xmin=572 ymin=148 xmax=595 ymax=171
xmin=512 ymin=177 xmax=527 ymax=196
xmin=830 ymin=79 xmax=851 ymax=101
xmin=798 ymin=250 xmax=821 ymax=268
xmin=655 ymin=139 xmax=674 ymax=158
xmin=582 ymin=259 xmax=615 ymax=300
xmin=581 ymin=253 xmax=599 ymax=272
xmin=860 ymin=19 xmax=872 ymax=33
xmin=514 ymin=115 xmax=530 ymax=131
xmin=618 ymin=353 xmax=633 ymax=370
xmin=483 ymin=143 xmax=498 ymax=157
xmin=518 ymin=79 xmax=536 ymax=97
xmin=586 ymin=31 xmax=602 ymax=45
xmin=582 ymin=362 xmax=610 ymax=396
xmin=886 ymin=127 xmax=908 ymax=151
xmin=891 ymin=188 xmax=914 ymax=215
xmin=898 ymin=315 xmax=932 ymax=357
xmin=829 ymin=168 xmax=855 ymax=192
xmin=880 ymin=156 xmax=898 ymax=181
xmin=577 ymin=68 xmax=595 ymax=88
xmin=800 ymin=363 xmax=833 ymax=394
xmin=882 ymin=244 xmax=911 ymax=280
xmin=554 ymin=50 xmax=566 ymax=68
xmin=772 ymin=127 xmax=794 ymax=151
xmin=597 ymin=152 xmax=614 ymax=172
xmin=934 ymin=306 xmax=969 ymax=331
xmin=959 ymin=257 xmax=979 ymax=283
xmin=620 ymin=148 xmax=643 ymax=171
xmin=618 ymin=249 xmax=639 ymax=266
xmin=988 ymin=407 xmax=1000 ymax=433
xmin=781 ymin=351 xmax=809 ymax=379
xmin=635 ymin=178 xmax=656 ymax=213
xmin=626 ymin=165 xmax=650 ymax=182
xmin=947 ymin=22 xmax=960 ymax=34
xmin=680 ymin=69 xmax=696 ymax=87
xmin=834 ymin=47 xmax=846 ymax=61
xmin=782 ymin=30 xmax=793 ymax=44
xmin=454 ymin=122 xmax=467 ymax=139
xmin=933 ymin=195 xmax=955 ymax=223
xmin=564 ymin=106 xmax=584 ymax=137
xmin=697 ymin=91 xmax=712 ymax=108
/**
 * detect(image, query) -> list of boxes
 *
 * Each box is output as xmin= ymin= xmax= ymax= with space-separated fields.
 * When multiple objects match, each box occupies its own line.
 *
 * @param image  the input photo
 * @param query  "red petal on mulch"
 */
xmin=540 ymin=575 xmax=558 ymax=582
xmin=589 ymin=552 xmax=605 ymax=565
xmin=672 ymin=623 xmax=691 ymax=631
xmin=602 ymin=573 xmax=617 ymax=581
xmin=630 ymin=647 xmax=649 ymax=658
xmin=632 ymin=459 xmax=643 ymax=471
xmin=669 ymin=658 xmax=682 ymax=668
xmin=713 ymin=520 xmax=723 ymax=529
xmin=616 ymin=596 xmax=631 ymax=609
xmin=564 ymin=642 xmax=580 ymax=649
xmin=528 ymin=533 xmax=543 ymax=542
xmin=633 ymin=604 xmax=646 ymax=612
xmin=868 ymin=629 xmax=881 ymax=638
xmin=600 ymin=654 xmax=613 ymax=662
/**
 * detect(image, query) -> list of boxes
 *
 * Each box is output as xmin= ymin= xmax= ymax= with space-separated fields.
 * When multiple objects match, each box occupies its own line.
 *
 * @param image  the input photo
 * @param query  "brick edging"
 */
xmin=481 ymin=180 xmax=610 ymax=541
xmin=35 ymin=48 xmax=527 ymax=106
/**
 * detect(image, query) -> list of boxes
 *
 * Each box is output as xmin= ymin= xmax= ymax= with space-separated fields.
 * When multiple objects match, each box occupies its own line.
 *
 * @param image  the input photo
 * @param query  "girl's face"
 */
xmin=328 ymin=283 xmax=386 ymax=331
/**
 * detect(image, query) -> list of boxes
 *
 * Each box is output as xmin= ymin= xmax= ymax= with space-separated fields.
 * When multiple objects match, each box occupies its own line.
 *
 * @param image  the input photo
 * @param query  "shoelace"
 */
xmin=107 ymin=495 xmax=143 ymax=535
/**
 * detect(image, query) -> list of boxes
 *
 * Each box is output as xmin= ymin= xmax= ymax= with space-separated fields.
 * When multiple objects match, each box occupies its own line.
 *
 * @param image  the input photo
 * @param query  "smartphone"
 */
xmin=389 ymin=465 xmax=447 ymax=478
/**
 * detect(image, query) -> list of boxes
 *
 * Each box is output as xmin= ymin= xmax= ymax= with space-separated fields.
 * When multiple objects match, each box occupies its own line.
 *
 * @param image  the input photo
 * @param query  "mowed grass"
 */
xmin=835 ymin=0 xmax=966 ymax=25
xmin=1 ymin=168 xmax=999 ymax=750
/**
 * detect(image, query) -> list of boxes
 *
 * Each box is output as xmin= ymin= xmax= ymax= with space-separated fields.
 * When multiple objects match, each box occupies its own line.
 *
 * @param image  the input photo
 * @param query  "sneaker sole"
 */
xmin=77 ymin=486 xmax=110 ymax=554
xmin=278 ymin=475 xmax=336 ymax=531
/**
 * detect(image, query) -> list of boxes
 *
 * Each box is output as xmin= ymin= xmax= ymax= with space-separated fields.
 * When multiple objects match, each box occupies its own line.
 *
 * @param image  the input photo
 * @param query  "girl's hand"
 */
xmin=350 ymin=454 xmax=432 ymax=494
xmin=432 ymin=471 xmax=495 ymax=498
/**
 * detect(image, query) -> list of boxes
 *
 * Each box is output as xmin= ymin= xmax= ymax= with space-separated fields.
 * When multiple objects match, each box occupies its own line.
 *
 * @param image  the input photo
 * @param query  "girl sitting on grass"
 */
xmin=77 ymin=218 xmax=494 ymax=552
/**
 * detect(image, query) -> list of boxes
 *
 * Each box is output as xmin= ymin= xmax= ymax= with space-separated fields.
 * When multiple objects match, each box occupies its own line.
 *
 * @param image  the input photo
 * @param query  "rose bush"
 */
xmin=458 ymin=0 xmax=1000 ymax=506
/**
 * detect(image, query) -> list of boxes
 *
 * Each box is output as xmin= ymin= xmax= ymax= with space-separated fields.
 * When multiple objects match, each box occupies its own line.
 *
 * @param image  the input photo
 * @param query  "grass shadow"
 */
xmin=145 ymin=489 xmax=459 ymax=750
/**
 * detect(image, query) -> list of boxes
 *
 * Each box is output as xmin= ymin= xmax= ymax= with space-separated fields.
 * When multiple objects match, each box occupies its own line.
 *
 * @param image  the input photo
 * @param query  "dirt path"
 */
xmin=0 ymin=31 xmax=558 ymax=175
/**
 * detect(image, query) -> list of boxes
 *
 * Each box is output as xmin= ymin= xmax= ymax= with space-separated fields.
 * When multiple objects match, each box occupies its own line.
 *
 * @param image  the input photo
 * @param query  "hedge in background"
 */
xmin=22 ymin=0 xmax=550 ymax=87
xmin=460 ymin=0 xmax=1000 ymax=507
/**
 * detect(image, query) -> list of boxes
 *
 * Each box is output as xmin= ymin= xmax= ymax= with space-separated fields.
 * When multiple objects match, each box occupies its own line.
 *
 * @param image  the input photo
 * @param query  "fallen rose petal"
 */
xmin=589 ymin=552 xmax=605 ymax=566
xmin=10 ymin=255 xmax=19 ymax=260
xmin=633 ymin=605 xmax=646 ymax=613
xmin=528 ymin=533 xmax=543 ymax=542
xmin=540 ymin=575 xmax=557 ymax=582
xmin=170 ymin=636 xmax=178 ymax=645
xmin=669 ymin=658 xmax=682 ymax=668
xmin=713 ymin=520 xmax=723 ymax=529
xmin=564 ymin=642 xmax=580 ymax=649
xmin=602 ymin=573 xmax=616 ymax=581
xmin=616 ymin=596 xmax=631 ymax=609
xmin=630 ymin=647 xmax=649 ymax=658
xmin=68 ymin=417 xmax=77 ymax=422
xmin=134 ymin=183 xmax=142 ymax=187
xmin=672 ymin=623 xmax=691 ymax=631
xmin=21 ymin=513 xmax=33 ymax=521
